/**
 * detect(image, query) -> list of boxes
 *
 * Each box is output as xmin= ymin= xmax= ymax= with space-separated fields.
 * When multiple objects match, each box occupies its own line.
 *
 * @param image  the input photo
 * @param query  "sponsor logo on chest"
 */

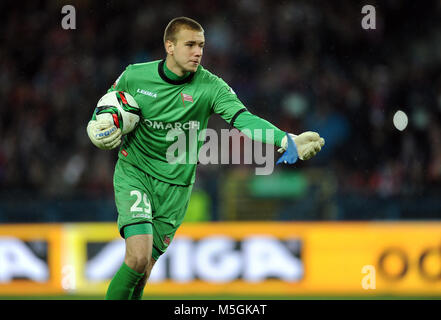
xmin=137 ymin=88 xmax=157 ymax=98
xmin=143 ymin=119 xmax=200 ymax=131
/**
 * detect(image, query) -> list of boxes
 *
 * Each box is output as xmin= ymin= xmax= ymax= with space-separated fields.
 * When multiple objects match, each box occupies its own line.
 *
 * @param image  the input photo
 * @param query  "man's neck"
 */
xmin=165 ymin=56 xmax=189 ymax=78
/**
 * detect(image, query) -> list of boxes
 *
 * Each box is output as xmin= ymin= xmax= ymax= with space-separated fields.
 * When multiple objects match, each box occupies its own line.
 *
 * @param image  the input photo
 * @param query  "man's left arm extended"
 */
xmin=212 ymin=78 xmax=325 ymax=163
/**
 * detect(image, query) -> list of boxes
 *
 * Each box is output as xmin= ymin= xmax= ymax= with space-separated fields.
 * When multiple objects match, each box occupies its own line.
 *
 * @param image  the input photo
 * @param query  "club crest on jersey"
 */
xmin=181 ymin=93 xmax=193 ymax=107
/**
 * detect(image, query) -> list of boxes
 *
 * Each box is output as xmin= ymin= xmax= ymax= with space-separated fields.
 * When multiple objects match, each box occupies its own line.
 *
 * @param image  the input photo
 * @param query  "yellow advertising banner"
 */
xmin=64 ymin=222 xmax=441 ymax=296
xmin=0 ymin=222 xmax=440 ymax=296
xmin=0 ymin=224 xmax=64 ymax=294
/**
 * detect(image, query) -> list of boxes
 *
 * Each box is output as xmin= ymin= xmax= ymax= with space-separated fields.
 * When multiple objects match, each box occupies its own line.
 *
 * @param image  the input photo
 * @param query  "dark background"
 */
xmin=1 ymin=0 xmax=441 ymax=222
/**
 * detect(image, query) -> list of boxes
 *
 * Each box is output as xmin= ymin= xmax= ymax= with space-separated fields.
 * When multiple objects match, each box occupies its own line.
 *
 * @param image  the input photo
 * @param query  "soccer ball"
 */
xmin=95 ymin=91 xmax=140 ymax=135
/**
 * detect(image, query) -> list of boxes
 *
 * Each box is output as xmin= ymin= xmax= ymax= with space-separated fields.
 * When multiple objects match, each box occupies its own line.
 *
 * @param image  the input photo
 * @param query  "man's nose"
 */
xmin=194 ymin=47 xmax=202 ymax=57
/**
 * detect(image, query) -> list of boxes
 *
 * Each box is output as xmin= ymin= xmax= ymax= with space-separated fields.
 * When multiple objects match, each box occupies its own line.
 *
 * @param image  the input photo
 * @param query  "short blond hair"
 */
xmin=164 ymin=17 xmax=204 ymax=44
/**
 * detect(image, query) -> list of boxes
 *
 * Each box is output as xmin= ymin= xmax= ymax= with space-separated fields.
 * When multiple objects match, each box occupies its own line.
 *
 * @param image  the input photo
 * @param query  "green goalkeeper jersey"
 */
xmin=101 ymin=59 xmax=286 ymax=186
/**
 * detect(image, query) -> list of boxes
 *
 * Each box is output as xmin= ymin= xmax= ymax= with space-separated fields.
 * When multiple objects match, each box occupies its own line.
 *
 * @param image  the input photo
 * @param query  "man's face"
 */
xmin=167 ymin=28 xmax=205 ymax=73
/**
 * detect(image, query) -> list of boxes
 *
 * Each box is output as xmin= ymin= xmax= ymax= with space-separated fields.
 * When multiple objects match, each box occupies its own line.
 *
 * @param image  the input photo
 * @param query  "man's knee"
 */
xmin=125 ymin=254 xmax=151 ymax=273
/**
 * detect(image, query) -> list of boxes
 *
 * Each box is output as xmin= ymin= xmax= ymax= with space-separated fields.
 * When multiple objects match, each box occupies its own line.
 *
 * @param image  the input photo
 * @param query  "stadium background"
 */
xmin=1 ymin=0 xmax=441 ymax=299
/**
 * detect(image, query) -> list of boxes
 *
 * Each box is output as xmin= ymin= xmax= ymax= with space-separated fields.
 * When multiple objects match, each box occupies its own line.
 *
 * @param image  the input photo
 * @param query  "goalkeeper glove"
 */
xmin=277 ymin=131 xmax=325 ymax=164
xmin=86 ymin=119 xmax=122 ymax=150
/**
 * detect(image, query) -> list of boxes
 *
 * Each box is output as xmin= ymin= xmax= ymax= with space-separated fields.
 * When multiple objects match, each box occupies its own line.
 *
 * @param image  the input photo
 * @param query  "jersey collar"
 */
xmin=158 ymin=59 xmax=195 ymax=85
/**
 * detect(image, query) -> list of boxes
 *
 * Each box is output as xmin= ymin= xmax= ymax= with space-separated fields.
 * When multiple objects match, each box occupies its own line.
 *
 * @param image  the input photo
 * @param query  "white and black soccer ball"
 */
xmin=95 ymin=91 xmax=140 ymax=135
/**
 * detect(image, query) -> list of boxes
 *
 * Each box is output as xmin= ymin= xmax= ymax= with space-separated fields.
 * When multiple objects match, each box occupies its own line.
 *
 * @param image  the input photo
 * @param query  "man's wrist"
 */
xmin=275 ymin=130 xmax=288 ymax=148
xmin=279 ymin=132 xmax=298 ymax=149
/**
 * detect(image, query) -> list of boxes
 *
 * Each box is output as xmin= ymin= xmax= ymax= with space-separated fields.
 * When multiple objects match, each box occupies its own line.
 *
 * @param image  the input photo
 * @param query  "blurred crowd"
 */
xmin=1 ymin=0 xmax=441 ymax=212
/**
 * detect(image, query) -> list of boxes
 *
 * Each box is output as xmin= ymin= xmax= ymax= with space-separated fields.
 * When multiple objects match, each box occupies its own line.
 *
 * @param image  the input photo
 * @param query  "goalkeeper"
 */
xmin=87 ymin=17 xmax=325 ymax=300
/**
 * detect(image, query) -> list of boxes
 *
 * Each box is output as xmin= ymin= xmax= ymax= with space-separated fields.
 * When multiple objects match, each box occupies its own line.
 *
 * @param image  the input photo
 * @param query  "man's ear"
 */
xmin=165 ymin=40 xmax=174 ymax=55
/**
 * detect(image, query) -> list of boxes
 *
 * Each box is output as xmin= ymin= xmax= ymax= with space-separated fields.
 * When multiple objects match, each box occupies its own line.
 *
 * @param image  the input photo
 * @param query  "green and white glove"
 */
xmin=86 ymin=119 xmax=122 ymax=150
xmin=278 ymin=131 xmax=325 ymax=160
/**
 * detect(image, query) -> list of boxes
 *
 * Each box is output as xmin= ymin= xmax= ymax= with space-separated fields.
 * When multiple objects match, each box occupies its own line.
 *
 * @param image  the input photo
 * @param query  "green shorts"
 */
xmin=113 ymin=159 xmax=193 ymax=261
